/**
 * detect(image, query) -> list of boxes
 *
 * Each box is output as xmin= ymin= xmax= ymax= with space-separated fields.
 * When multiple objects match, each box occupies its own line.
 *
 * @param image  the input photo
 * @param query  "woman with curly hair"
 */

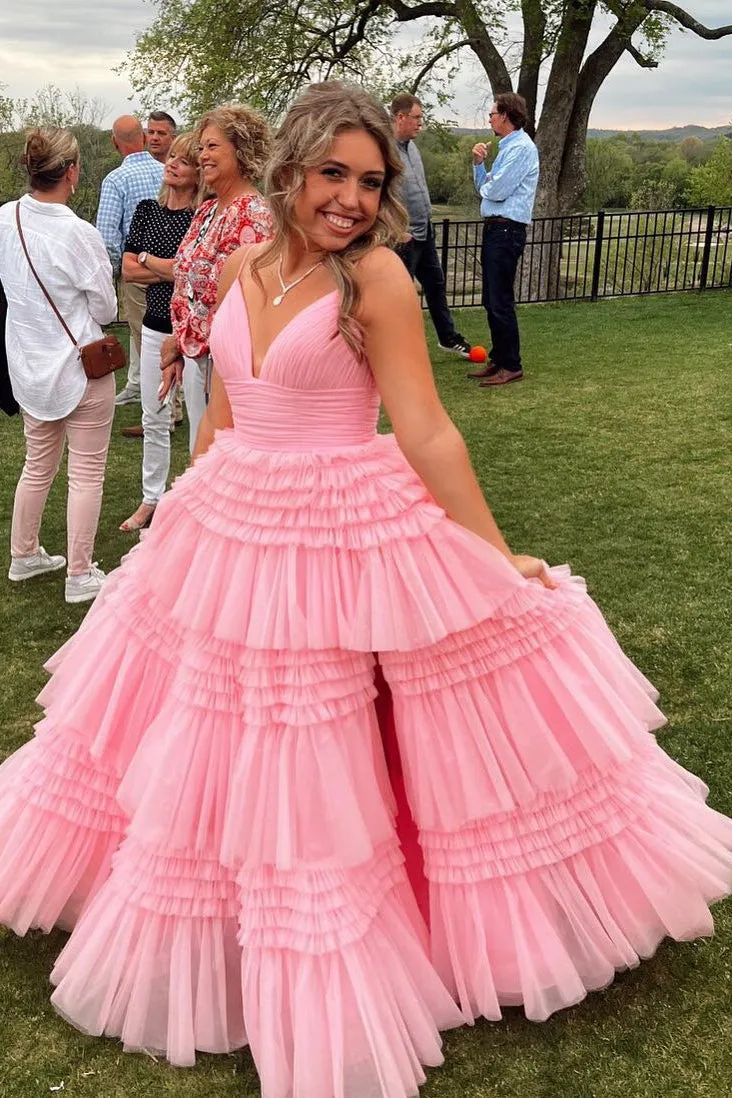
xmin=163 ymin=104 xmax=274 ymax=451
xmin=0 ymin=82 xmax=731 ymax=1098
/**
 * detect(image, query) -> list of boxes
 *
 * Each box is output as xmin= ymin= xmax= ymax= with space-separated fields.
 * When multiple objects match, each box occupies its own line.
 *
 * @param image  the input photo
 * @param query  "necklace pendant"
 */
xmin=272 ymin=293 xmax=284 ymax=306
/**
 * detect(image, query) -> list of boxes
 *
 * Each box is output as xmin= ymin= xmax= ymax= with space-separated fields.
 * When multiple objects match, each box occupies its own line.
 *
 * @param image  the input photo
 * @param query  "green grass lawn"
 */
xmin=2 ymin=292 xmax=732 ymax=1096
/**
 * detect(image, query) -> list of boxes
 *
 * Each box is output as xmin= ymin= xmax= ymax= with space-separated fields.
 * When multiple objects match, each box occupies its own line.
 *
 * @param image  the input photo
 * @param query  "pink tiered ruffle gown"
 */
xmin=1 ymin=282 xmax=732 ymax=1098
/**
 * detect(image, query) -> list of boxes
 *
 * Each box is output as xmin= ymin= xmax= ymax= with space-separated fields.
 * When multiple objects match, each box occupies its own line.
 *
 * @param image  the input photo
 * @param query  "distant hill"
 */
xmin=453 ymin=124 xmax=730 ymax=141
xmin=586 ymin=124 xmax=731 ymax=141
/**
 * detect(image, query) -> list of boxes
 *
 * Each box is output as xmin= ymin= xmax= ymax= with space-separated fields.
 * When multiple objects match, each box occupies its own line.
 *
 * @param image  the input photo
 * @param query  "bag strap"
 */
xmin=15 ymin=202 xmax=80 ymax=351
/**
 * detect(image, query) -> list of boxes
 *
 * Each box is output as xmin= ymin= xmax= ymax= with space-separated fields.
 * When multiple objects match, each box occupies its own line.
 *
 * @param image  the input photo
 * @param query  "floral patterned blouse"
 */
xmin=171 ymin=193 xmax=274 ymax=358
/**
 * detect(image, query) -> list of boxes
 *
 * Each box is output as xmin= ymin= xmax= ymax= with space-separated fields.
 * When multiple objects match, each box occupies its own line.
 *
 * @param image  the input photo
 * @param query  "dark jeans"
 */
xmin=480 ymin=220 xmax=527 ymax=373
xmin=396 ymin=223 xmax=461 ymax=345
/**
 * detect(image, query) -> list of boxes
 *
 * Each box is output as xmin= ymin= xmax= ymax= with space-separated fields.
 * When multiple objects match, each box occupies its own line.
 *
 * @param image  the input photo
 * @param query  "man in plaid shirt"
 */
xmin=96 ymin=116 xmax=164 ymax=405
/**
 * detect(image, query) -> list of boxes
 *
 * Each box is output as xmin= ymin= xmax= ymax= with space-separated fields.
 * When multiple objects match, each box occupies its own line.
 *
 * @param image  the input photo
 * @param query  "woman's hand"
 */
xmin=511 ymin=555 xmax=557 ymax=589
xmin=160 ymin=334 xmax=181 ymax=369
xmin=158 ymin=359 xmax=183 ymax=400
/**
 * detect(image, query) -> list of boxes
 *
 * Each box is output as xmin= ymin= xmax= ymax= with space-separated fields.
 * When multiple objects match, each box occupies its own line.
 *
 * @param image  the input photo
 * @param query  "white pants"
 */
xmin=140 ymin=326 xmax=172 ymax=505
xmin=182 ymin=353 xmax=208 ymax=454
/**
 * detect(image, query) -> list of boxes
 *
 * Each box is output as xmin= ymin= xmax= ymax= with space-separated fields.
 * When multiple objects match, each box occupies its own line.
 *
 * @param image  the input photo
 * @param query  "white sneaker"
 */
xmin=115 ymin=386 xmax=141 ymax=406
xmin=8 ymin=547 xmax=66 ymax=582
xmin=65 ymin=563 xmax=106 ymax=604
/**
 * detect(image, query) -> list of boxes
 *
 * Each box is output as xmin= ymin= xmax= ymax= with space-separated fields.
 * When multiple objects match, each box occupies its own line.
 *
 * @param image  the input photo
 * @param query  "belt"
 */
xmin=483 ymin=215 xmax=523 ymax=227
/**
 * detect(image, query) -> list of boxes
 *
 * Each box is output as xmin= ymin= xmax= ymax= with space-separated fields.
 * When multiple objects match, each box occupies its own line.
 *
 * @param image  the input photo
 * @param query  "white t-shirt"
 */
xmin=0 ymin=194 xmax=117 ymax=420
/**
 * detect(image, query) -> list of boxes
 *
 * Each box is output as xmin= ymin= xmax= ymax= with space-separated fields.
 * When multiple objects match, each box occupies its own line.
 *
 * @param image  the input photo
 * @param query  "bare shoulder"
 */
xmin=217 ymin=248 xmax=246 ymax=304
xmin=356 ymin=246 xmax=418 ymax=319
xmin=356 ymin=245 xmax=410 ymax=286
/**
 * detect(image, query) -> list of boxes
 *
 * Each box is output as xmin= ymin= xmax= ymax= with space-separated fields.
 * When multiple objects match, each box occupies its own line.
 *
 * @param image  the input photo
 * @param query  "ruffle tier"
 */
xmin=105 ymin=431 xmax=532 ymax=651
xmin=50 ymin=837 xmax=245 ymax=1067
xmin=0 ymin=727 xmax=126 ymax=933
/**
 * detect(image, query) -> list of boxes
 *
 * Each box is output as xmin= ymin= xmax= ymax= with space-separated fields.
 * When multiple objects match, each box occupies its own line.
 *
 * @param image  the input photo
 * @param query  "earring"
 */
xmin=71 ymin=184 xmax=76 ymax=195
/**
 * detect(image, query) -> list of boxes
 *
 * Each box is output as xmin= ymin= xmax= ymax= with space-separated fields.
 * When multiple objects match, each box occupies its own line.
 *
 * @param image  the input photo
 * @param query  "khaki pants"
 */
xmin=121 ymin=281 xmax=147 ymax=392
xmin=11 ymin=375 xmax=115 ymax=575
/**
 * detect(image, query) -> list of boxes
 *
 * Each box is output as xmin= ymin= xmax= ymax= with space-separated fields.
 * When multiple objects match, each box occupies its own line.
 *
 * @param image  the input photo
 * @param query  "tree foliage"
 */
xmin=124 ymin=1 xmax=732 ymax=216
xmin=687 ymin=138 xmax=732 ymax=207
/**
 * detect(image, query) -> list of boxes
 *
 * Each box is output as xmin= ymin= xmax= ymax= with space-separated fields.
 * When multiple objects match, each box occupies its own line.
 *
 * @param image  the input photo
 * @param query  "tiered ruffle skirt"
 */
xmin=1 ymin=431 xmax=731 ymax=1098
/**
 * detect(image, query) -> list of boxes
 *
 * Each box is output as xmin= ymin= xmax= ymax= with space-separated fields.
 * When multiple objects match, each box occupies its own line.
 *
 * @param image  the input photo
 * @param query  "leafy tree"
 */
xmin=582 ymin=138 xmax=634 ymax=210
xmin=679 ymin=135 xmax=707 ymax=165
xmin=124 ymin=1 xmax=732 ymax=219
xmin=687 ymin=137 xmax=732 ymax=207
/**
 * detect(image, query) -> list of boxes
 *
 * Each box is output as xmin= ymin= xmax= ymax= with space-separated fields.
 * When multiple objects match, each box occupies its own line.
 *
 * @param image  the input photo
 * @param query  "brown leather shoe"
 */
xmin=466 ymin=361 xmax=498 ymax=380
xmin=121 ymin=425 xmax=144 ymax=438
xmin=479 ymin=369 xmax=524 ymax=386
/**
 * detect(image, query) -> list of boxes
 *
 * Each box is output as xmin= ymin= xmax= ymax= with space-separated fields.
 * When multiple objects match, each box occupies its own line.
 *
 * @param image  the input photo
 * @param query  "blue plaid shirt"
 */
xmin=96 ymin=152 xmax=164 ymax=272
xmin=473 ymin=128 xmax=539 ymax=225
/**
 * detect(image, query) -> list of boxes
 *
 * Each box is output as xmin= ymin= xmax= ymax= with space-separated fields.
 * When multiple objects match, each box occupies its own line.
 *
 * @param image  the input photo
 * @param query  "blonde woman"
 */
xmin=119 ymin=132 xmax=203 ymax=532
xmin=0 ymin=84 xmax=731 ymax=1098
xmin=0 ymin=127 xmax=117 ymax=603
xmin=163 ymin=104 xmax=274 ymax=451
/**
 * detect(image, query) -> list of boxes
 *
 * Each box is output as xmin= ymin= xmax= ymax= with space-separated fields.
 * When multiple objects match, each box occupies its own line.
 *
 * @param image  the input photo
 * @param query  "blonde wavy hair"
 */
xmin=158 ymin=131 xmax=205 ymax=209
xmin=253 ymin=81 xmax=408 ymax=354
xmin=196 ymin=104 xmax=271 ymax=181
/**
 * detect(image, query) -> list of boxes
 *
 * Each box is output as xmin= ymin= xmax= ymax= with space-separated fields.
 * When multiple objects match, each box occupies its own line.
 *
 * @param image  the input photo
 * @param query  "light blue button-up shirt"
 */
xmin=96 ymin=151 xmax=164 ymax=272
xmin=473 ymin=128 xmax=539 ymax=225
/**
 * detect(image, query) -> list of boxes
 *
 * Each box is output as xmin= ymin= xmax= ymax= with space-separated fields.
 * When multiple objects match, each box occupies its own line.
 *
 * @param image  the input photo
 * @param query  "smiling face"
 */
xmin=198 ymin=124 xmax=242 ymax=193
xmin=292 ymin=128 xmax=386 ymax=253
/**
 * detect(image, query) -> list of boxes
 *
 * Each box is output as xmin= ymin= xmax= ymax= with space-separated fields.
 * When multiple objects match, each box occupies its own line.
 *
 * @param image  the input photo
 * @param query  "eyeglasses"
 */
xmin=488 ymin=111 xmax=501 ymax=118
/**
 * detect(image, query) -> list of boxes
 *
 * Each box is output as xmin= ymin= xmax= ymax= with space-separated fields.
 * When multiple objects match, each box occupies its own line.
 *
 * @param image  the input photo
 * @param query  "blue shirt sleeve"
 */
xmin=478 ymin=144 xmax=534 ymax=204
xmin=473 ymin=161 xmax=488 ymax=195
xmin=96 ymin=176 xmax=124 ymax=273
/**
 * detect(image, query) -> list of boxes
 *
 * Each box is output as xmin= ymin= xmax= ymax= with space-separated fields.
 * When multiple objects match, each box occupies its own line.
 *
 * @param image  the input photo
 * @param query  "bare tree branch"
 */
xmin=644 ymin=2 xmax=732 ymax=38
xmin=626 ymin=41 xmax=658 ymax=67
xmin=453 ymin=0 xmax=512 ymax=92
xmin=409 ymin=37 xmax=472 ymax=92
xmin=384 ymin=0 xmax=457 ymax=19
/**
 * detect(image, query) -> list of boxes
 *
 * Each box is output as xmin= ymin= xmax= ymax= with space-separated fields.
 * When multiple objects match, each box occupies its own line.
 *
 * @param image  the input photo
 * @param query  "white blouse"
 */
xmin=0 ymin=194 xmax=117 ymax=420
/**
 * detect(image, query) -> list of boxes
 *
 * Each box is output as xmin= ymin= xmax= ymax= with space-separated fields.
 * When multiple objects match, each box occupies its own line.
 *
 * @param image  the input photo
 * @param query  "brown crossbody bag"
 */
xmin=15 ymin=202 xmax=126 ymax=380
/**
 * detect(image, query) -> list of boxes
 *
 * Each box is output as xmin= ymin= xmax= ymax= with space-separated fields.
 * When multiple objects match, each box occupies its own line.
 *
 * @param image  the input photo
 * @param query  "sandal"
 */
xmin=119 ymin=503 xmax=156 ymax=532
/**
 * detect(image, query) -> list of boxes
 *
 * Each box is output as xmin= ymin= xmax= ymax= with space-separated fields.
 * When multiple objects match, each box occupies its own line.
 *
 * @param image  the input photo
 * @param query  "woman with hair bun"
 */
xmin=162 ymin=104 xmax=274 ymax=451
xmin=0 ymin=127 xmax=117 ymax=604
xmin=0 ymin=84 xmax=731 ymax=1098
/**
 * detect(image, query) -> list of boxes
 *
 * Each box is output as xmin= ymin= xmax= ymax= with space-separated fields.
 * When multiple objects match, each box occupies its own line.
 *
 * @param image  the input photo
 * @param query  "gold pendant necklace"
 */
xmin=273 ymin=255 xmax=323 ymax=306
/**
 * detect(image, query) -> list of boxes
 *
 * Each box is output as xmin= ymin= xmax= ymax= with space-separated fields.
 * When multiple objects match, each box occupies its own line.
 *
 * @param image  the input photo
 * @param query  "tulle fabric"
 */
xmin=0 ymin=283 xmax=730 ymax=1098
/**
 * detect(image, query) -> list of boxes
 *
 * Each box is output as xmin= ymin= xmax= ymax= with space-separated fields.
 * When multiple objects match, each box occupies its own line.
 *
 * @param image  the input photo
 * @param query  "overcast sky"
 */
xmin=1 ymin=0 xmax=730 ymax=131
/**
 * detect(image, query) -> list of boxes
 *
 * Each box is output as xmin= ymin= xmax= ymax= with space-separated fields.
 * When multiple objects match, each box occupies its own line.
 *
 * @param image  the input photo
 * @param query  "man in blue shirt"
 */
xmin=96 ymin=116 xmax=164 ymax=405
xmin=469 ymin=93 xmax=539 ymax=386
xmin=391 ymin=94 xmax=471 ymax=358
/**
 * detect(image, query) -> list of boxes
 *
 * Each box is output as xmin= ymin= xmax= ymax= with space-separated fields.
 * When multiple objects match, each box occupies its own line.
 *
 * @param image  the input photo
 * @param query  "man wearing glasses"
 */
xmin=391 ymin=94 xmax=472 ymax=359
xmin=469 ymin=93 xmax=539 ymax=386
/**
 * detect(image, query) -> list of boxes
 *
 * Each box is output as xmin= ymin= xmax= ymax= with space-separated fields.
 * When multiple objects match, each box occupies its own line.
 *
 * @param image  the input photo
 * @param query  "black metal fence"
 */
xmin=430 ymin=205 xmax=732 ymax=308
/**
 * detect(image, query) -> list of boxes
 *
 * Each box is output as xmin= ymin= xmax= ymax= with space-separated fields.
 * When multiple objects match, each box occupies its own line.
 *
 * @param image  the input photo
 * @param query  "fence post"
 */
xmin=590 ymin=211 xmax=605 ymax=302
xmin=440 ymin=218 xmax=450 ymax=273
xmin=698 ymin=205 xmax=716 ymax=291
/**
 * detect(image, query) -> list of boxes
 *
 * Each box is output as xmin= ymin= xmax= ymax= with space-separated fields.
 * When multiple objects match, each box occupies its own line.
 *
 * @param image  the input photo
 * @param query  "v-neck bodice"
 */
xmin=209 ymin=280 xmax=380 ymax=451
